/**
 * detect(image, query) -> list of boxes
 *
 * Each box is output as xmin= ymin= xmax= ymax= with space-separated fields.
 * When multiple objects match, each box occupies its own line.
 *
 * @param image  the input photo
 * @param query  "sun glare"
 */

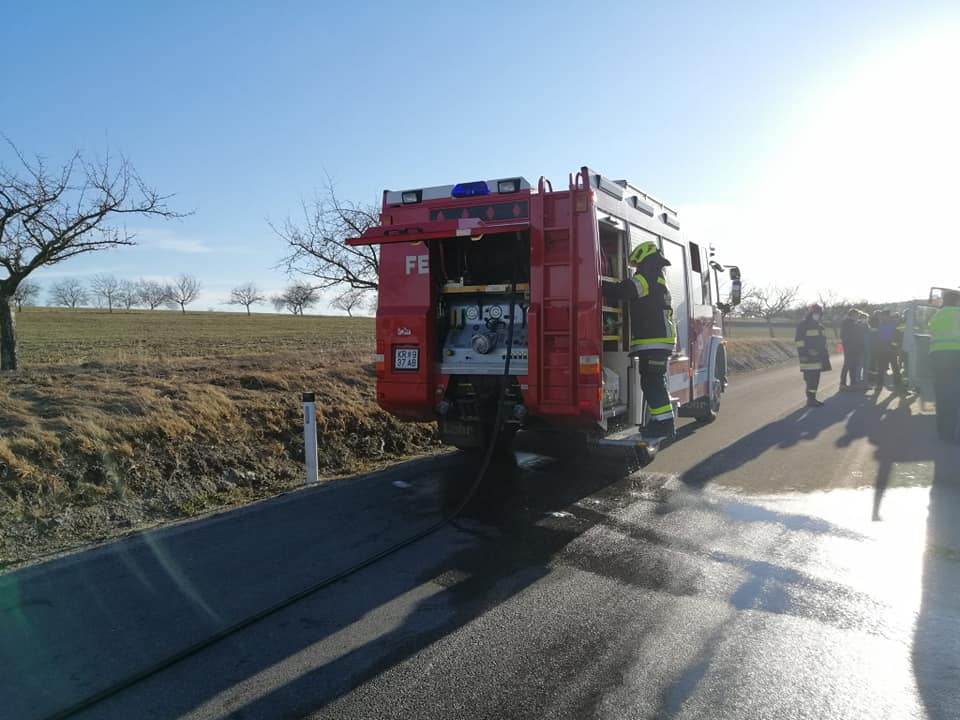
xmin=688 ymin=23 xmax=960 ymax=300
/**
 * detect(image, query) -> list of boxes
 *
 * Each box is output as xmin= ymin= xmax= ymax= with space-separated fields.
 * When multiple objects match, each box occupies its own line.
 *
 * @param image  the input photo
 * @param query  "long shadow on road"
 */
xmin=0 ymin=454 xmax=472 ymax=720
xmin=835 ymin=391 xmax=935 ymax=520
xmin=915 ymin=451 xmax=960 ymax=720
xmin=64 ymin=454 xmax=643 ymax=720
xmin=678 ymin=392 xmax=864 ymax=489
xmin=678 ymin=385 xmax=960 ymax=719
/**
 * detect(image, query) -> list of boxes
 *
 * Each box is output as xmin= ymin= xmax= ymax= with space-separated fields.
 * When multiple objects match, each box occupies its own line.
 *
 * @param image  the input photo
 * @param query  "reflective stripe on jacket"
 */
xmin=796 ymin=316 xmax=827 ymax=370
xmin=929 ymin=306 xmax=960 ymax=352
xmin=608 ymin=267 xmax=677 ymax=353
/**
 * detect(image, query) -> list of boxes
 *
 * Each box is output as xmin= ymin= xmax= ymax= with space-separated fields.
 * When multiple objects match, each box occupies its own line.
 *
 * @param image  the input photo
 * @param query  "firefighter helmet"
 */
xmin=628 ymin=241 xmax=669 ymax=266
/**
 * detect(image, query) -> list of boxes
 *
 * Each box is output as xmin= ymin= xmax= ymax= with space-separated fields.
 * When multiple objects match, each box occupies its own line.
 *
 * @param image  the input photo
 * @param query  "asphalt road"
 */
xmin=3 ymin=360 xmax=959 ymax=720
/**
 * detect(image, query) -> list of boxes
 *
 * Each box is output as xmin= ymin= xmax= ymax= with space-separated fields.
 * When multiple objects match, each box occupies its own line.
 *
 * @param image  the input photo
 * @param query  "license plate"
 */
xmin=394 ymin=347 xmax=419 ymax=371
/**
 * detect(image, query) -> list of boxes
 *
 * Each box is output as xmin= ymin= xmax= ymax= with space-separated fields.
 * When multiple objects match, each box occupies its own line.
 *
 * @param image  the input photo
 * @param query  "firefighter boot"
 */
xmin=806 ymin=394 xmax=824 ymax=408
xmin=644 ymin=418 xmax=676 ymax=441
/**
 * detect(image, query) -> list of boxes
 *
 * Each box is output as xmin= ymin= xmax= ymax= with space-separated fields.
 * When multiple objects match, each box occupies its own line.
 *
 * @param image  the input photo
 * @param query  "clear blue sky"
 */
xmin=3 ymin=0 xmax=958 ymax=310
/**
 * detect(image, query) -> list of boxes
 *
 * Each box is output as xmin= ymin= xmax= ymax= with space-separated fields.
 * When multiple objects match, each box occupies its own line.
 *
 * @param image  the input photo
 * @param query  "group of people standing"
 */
xmin=795 ymin=295 xmax=960 ymax=443
xmin=797 ymin=304 xmax=908 ymax=408
xmin=837 ymin=308 xmax=905 ymax=392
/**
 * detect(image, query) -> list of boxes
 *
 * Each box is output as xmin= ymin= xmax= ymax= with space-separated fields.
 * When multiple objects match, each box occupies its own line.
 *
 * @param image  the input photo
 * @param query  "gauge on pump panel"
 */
xmin=465 ymin=306 xmax=479 ymax=321
xmin=488 ymin=305 xmax=503 ymax=320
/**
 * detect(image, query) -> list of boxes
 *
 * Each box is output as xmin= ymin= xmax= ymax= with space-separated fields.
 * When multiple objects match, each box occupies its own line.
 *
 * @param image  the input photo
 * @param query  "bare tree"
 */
xmin=11 ymin=280 xmax=40 ymax=311
xmin=739 ymin=284 xmax=801 ymax=337
xmin=136 ymin=278 xmax=170 ymax=310
xmin=273 ymin=283 xmax=319 ymax=316
xmin=227 ymin=282 xmax=265 ymax=316
xmin=166 ymin=274 xmax=201 ymax=314
xmin=89 ymin=273 xmax=123 ymax=312
xmin=117 ymin=279 xmax=139 ymax=310
xmin=272 ymin=179 xmax=380 ymax=293
xmin=330 ymin=287 xmax=368 ymax=317
xmin=0 ymin=141 xmax=181 ymax=368
xmin=50 ymin=278 xmax=89 ymax=309
xmin=816 ymin=290 xmax=856 ymax=338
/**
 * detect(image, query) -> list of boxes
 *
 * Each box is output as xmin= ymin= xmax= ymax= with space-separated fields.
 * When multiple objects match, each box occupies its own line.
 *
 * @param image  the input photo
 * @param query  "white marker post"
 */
xmin=302 ymin=392 xmax=319 ymax=484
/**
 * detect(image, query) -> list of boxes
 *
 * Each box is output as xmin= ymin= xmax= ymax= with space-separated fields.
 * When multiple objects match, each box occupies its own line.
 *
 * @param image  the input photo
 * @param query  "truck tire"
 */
xmin=695 ymin=347 xmax=726 ymax=424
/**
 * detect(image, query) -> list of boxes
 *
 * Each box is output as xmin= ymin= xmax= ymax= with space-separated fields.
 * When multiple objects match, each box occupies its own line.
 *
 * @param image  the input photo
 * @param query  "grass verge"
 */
xmin=0 ymin=309 xmax=797 ymax=567
xmin=725 ymin=338 xmax=798 ymax=373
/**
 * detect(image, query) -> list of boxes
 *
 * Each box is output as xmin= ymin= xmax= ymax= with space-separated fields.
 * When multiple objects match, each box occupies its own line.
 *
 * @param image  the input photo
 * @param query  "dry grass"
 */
xmin=725 ymin=338 xmax=798 ymax=373
xmin=0 ymin=308 xmax=796 ymax=567
xmin=0 ymin=309 xmax=437 ymax=567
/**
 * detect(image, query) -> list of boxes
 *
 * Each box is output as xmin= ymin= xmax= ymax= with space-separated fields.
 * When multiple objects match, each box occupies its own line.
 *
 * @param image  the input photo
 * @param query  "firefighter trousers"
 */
xmin=933 ymin=350 xmax=960 ymax=442
xmin=803 ymin=369 xmax=821 ymax=399
xmin=633 ymin=350 xmax=674 ymax=426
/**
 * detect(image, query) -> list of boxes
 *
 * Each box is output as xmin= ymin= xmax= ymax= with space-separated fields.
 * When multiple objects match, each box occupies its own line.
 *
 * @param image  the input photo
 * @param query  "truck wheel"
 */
xmin=695 ymin=349 xmax=725 ymax=424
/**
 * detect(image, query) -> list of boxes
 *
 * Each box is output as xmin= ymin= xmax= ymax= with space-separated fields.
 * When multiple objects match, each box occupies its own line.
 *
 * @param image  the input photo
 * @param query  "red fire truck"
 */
xmin=347 ymin=166 xmax=741 ymax=462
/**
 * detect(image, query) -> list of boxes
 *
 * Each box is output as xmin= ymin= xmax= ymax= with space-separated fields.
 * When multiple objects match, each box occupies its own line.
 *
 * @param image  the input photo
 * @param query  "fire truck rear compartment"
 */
xmin=435 ymin=232 xmax=530 ymax=448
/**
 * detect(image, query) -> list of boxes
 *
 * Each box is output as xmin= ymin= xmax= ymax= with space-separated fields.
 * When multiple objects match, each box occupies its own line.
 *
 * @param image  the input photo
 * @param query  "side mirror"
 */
xmin=728 ymin=266 xmax=742 ymax=306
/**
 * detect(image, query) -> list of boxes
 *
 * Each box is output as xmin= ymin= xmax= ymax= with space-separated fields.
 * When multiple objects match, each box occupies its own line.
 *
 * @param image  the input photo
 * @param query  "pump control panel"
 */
xmin=440 ymin=297 xmax=528 ymax=375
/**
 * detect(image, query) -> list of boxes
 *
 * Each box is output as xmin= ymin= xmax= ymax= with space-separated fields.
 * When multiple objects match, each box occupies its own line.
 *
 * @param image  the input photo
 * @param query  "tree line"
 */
xmin=12 ymin=274 xmax=371 ymax=318
xmin=731 ymin=284 xmax=910 ymax=337
xmin=31 ymin=274 xmax=202 ymax=313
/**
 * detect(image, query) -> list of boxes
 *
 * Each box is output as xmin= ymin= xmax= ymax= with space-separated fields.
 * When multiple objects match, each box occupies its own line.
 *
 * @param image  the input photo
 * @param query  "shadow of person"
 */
xmin=913 ymin=445 xmax=960 ymax=720
xmin=680 ymin=394 xmax=861 ymax=489
xmin=835 ymin=390 xmax=938 ymax=521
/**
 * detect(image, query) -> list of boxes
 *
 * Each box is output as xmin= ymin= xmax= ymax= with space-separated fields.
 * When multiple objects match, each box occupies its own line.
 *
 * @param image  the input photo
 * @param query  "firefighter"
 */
xmin=604 ymin=241 xmax=677 ymax=439
xmin=795 ymin=303 xmax=831 ymax=407
xmin=929 ymin=289 xmax=960 ymax=442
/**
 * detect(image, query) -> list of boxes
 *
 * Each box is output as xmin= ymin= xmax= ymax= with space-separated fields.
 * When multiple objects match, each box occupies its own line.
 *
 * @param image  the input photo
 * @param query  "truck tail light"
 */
xmin=374 ymin=353 xmax=385 ymax=374
xmin=578 ymin=354 xmax=601 ymax=379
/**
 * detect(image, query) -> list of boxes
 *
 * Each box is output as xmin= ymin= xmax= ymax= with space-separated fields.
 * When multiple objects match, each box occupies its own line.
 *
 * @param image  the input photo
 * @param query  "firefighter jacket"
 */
xmin=929 ymin=306 xmax=960 ymax=352
xmin=795 ymin=316 xmax=830 ymax=371
xmin=605 ymin=265 xmax=677 ymax=353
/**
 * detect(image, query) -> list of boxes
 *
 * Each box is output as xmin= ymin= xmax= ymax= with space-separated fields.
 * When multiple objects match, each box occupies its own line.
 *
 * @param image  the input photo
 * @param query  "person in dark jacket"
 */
xmin=874 ymin=309 xmax=903 ymax=393
xmin=866 ymin=311 xmax=882 ymax=386
xmin=796 ymin=303 xmax=831 ymax=407
xmin=604 ymin=240 xmax=677 ymax=439
xmin=839 ymin=308 xmax=865 ymax=389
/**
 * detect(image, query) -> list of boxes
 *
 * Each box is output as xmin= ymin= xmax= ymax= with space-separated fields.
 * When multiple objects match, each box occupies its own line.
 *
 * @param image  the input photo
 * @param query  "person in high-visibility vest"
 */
xmin=929 ymin=289 xmax=960 ymax=442
xmin=604 ymin=241 xmax=677 ymax=439
xmin=795 ymin=303 xmax=831 ymax=407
